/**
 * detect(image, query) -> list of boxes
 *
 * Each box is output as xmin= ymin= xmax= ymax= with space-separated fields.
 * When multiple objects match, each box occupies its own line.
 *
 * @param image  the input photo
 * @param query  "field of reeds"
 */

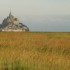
xmin=0 ymin=32 xmax=70 ymax=70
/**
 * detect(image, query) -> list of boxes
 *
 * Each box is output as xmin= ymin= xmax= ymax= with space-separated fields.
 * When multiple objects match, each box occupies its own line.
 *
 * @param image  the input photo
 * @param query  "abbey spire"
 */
xmin=9 ymin=10 xmax=12 ymax=17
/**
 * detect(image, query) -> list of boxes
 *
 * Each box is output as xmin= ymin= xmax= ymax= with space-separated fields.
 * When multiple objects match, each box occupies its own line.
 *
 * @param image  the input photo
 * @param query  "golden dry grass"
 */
xmin=0 ymin=32 xmax=70 ymax=70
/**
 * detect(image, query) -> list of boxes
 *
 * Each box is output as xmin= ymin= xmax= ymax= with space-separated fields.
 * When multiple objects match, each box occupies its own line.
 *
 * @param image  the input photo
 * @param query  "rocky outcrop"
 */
xmin=0 ymin=12 xmax=29 ymax=32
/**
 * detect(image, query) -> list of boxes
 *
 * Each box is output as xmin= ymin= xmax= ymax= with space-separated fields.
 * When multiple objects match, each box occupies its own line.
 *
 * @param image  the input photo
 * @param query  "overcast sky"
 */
xmin=0 ymin=0 xmax=70 ymax=31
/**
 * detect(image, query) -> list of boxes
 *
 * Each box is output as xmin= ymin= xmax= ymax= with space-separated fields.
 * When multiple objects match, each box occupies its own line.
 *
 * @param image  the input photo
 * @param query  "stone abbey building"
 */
xmin=0 ymin=12 xmax=29 ymax=32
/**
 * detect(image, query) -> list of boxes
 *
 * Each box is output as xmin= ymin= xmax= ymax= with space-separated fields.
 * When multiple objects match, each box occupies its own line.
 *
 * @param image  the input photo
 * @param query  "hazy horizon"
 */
xmin=0 ymin=0 xmax=70 ymax=32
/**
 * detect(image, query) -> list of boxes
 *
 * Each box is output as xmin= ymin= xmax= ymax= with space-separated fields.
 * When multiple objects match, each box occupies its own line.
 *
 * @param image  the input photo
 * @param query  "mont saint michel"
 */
xmin=0 ymin=12 xmax=29 ymax=32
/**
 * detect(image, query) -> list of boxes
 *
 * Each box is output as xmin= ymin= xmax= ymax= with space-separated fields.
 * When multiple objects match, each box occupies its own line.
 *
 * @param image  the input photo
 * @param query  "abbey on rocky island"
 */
xmin=0 ymin=11 xmax=29 ymax=32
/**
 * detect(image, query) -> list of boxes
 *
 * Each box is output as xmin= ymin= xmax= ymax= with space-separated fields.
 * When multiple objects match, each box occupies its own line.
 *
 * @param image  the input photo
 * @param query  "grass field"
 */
xmin=0 ymin=32 xmax=70 ymax=70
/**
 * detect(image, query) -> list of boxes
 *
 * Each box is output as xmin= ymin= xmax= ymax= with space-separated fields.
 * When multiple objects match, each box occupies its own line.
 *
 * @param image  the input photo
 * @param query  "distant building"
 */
xmin=0 ymin=11 xmax=29 ymax=32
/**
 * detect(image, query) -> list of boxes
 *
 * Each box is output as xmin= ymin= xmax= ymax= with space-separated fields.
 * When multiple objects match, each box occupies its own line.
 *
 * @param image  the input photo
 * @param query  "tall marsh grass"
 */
xmin=0 ymin=32 xmax=70 ymax=70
